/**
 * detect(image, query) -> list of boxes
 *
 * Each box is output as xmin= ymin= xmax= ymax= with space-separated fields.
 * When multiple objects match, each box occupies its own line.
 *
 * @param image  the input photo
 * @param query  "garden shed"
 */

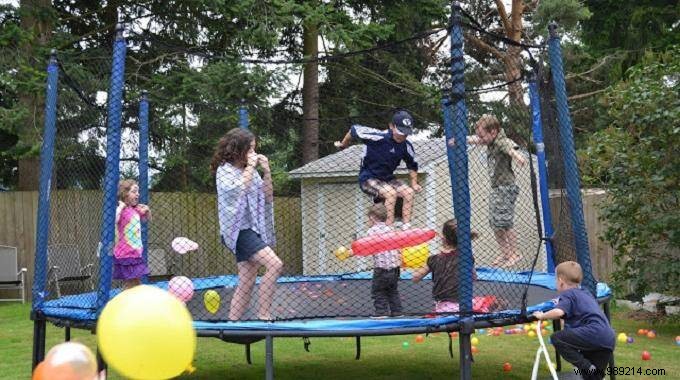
xmin=289 ymin=137 xmax=547 ymax=275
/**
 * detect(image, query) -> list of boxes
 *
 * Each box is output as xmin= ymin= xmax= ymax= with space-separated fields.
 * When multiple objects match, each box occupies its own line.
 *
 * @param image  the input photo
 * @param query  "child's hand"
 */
xmin=257 ymin=154 xmax=271 ymax=173
xmin=247 ymin=152 xmax=259 ymax=168
xmin=532 ymin=311 xmax=544 ymax=320
xmin=411 ymin=183 xmax=423 ymax=193
xmin=136 ymin=204 xmax=150 ymax=215
xmin=334 ymin=141 xmax=345 ymax=149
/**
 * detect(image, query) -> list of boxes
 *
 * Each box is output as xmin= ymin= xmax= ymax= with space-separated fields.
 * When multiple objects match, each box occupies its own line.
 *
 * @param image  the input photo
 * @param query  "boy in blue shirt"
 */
xmin=334 ymin=110 xmax=421 ymax=228
xmin=533 ymin=261 xmax=615 ymax=380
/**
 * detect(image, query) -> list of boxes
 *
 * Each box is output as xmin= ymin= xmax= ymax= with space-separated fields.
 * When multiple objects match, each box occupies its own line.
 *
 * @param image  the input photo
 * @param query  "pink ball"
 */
xmin=168 ymin=276 xmax=194 ymax=302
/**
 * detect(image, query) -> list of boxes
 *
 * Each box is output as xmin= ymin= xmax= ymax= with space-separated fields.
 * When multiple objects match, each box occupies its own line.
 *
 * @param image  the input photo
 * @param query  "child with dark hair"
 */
xmin=412 ymin=219 xmax=477 ymax=313
xmin=533 ymin=261 xmax=615 ymax=380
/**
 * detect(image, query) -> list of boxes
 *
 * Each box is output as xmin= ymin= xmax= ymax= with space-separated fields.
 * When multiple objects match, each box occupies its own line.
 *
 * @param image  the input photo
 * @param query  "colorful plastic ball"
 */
xmin=617 ymin=333 xmax=628 ymax=343
xmin=541 ymin=321 xmax=549 ymax=327
xmin=478 ymin=329 xmax=486 ymax=334
xmin=471 ymin=337 xmax=479 ymax=345
xmin=402 ymin=342 xmax=410 ymax=348
xmin=541 ymin=329 xmax=549 ymax=336
xmin=641 ymin=351 xmax=651 ymax=361
xmin=637 ymin=329 xmax=647 ymax=336
xmin=503 ymin=362 xmax=512 ymax=372
xmin=646 ymin=331 xmax=656 ymax=339
xmin=528 ymin=330 xmax=536 ymax=338
xmin=32 ymin=342 xmax=97 ymax=380
xmin=449 ymin=332 xmax=458 ymax=338
xmin=471 ymin=346 xmax=479 ymax=354
xmin=627 ymin=337 xmax=634 ymax=344
xmin=415 ymin=335 xmax=425 ymax=343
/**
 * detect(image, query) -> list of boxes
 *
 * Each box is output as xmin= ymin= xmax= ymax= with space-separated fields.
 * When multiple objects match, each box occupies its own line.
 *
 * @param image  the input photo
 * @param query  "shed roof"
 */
xmin=289 ymin=137 xmax=451 ymax=179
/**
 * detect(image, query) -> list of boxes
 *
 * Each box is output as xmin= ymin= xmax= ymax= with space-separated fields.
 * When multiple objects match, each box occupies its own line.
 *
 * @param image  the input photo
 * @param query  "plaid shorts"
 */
xmin=489 ymin=184 xmax=519 ymax=229
xmin=360 ymin=178 xmax=406 ymax=203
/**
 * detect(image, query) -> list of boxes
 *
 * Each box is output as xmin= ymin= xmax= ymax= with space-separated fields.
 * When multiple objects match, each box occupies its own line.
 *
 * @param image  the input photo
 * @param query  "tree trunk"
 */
xmin=17 ymin=0 xmax=53 ymax=190
xmin=301 ymin=20 xmax=319 ymax=164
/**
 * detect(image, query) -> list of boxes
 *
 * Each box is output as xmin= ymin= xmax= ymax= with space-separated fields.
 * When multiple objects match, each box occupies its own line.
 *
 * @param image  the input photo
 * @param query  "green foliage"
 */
xmin=534 ymin=0 xmax=592 ymax=34
xmin=580 ymin=47 xmax=680 ymax=297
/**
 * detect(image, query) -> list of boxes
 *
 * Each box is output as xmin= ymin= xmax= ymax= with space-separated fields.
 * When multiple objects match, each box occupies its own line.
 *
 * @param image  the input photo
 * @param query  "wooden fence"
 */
xmin=1 ymin=189 xmax=614 ymax=301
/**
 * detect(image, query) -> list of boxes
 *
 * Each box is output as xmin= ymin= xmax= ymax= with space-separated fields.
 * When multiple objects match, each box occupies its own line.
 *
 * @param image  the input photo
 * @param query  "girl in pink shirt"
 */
xmin=113 ymin=179 xmax=151 ymax=289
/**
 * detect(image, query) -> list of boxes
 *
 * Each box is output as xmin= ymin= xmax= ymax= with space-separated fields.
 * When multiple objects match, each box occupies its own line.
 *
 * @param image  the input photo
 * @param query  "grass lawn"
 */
xmin=1 ymin=303 xmax=678 ymax=379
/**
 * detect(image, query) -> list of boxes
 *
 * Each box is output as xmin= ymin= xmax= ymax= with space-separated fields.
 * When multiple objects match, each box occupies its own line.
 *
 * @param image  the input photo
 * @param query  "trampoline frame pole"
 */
xmin=96 ymin=24 xmax=127 ymax=313
xmin=459 ymin=318 xmax=474 ymax=380
xmin=547 ymin=22 xmax=595 ymax=294
xmin=139 ymin=91 xmax=150 ymax=284
xmin=528 ymin=71 xmax=556 ymax=273
xmin=32 ymin=318 xmax=46 ymax=369
xmin=603 ymin=300 xmax=616 ymax=380
xmin=239 ymin=99 xmax=249 ymax=130
xmin=265 ymin=335 xmax=274 ymax=380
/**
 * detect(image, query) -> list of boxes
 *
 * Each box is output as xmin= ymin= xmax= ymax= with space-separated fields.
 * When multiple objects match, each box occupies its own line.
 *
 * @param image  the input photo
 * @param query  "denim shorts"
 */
xmin=232 ymin=229 xmax=268 ymax=262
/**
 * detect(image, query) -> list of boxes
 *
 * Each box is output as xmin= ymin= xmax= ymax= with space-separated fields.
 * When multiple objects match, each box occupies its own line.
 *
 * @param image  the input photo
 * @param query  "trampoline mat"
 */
xmin=186 ymin=279 xmax=557 ymax=321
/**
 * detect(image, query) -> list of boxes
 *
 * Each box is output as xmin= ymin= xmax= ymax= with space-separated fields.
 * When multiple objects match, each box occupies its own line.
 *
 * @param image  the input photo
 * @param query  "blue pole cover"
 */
xmin=528 ymin=76 xmax=556 ymax=273
xmin=96 ymin=25 xmax=128 ymax=312
xmin=32 ymin=50 xmax=60 ymax=310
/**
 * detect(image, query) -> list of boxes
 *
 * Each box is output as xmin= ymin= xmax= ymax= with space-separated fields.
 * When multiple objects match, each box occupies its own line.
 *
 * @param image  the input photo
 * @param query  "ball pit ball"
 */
xmin=471 ymin=337 xmax=479 ymax=345
xmin=646 ymin=331 xmax=656 ymax=339
xmin=627 ymin=337 xmax=634 ymax=344
xmin=402 ymin=342 xmax=409 ymax=348
xmin=478 ymin=329 xmax=486 ymax=334
xmin=638 ymin=329 xmax=648 ymax=336
xmin=641 ymin=351 xmax=651 ymax=361
xmin=415 ymin=335 xmax=425 ymax=343
xmin=503 ymin=362 xmax=512 ymax=372
xmin=528 ymin=331 xmax=536 ymax=338
xmin=471 ymin=346 xmax=479 ymax=354
xmin=617 ymin=333 xmax=628 ymax=343
xmin=449 ymin=332 xmax=458 ymax=338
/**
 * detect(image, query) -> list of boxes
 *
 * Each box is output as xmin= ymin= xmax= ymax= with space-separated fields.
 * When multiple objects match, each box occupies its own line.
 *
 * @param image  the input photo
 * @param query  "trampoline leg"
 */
xmin=245 ymin=344 xmax=252 ymax=365
xmin=355 ymin=336 xmax=361 ymax=360
xmin=552 ymin=319 xmax=562 ymax=371
xmin=459 ymin=318 xmax=474 ymax=380
xmin=65 ymin=326 xmax=71 ymax=342
xmin=32 ymin=318 xmax=46 ymax=369
xmin=603 ymin=301 xmax=616 ymax=380
xmin=265 ymin=335 xmax=274 ymax=380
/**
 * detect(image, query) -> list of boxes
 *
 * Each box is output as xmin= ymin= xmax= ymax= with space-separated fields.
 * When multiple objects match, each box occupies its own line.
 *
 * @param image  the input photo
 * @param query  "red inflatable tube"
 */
xmin=351 ymin=228 xmax=436 ymax=256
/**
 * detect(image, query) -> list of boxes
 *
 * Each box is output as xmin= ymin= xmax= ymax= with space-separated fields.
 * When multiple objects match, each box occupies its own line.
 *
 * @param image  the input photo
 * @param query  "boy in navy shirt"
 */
xmin=334 ymin=110 xmax=421 ymax=228
xmin=533 ymin=261 xmax=615 ymax=380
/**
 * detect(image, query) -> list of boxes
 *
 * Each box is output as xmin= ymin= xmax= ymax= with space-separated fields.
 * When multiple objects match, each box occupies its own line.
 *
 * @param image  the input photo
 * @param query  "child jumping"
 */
xmin=334 ymin=110 xmax=421 ymax=228
xmin=114 ymin=179 xmax=151 ymax=290
xmin=412 ymin=219 xmax=477 ymax=313
xmin=533 ymin=261 xmax=615 ymax=380
xmin=450 ymin=114 xmax=527 ymax=267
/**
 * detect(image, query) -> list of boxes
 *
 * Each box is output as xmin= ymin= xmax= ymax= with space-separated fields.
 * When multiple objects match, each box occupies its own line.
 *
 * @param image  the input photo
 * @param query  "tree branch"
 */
xmin=464 ymin=33 xmax=504 ymax=60
xmin=494 ymin=0 xmax=512 ymax=38
xmin=568 ymin=88 xmax=607 ymax=101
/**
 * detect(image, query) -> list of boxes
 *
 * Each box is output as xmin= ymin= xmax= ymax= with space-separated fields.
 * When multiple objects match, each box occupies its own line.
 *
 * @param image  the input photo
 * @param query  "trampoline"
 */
xmin=41 ymin=269 xmax=611 ymax=333
xmin=29 ymin=8 xmax=616 ymax=380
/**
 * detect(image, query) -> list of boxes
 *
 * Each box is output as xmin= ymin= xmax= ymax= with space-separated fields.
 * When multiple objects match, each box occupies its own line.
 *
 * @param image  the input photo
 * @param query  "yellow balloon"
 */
xmin=204 ymin=289 xmax=221 ymax=314
xmin=97 ymin=285 xmax=196 ymax=380
xmin=334 ymin=246 xmax=350 ymax=261
xmin=401 ymin=243 xmax=429 ymax=269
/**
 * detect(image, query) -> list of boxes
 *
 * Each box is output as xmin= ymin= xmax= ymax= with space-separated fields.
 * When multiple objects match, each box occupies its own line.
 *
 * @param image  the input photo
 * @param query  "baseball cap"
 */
xmin=392 ymin=110 xmax=414 ymax=136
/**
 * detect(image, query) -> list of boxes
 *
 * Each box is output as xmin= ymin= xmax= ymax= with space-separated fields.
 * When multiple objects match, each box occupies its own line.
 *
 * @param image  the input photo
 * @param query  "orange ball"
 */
xmin=646 ymin=331 xmax=656 ymax=339
xmin=503 ymin=362 xmax=512 ymax=372
xmin=415 ymin=335 xmax=425 ymax=343
xmin=641 ymin=351 xmax=651 ymax=360
xmin=32 ymin=362 xmax=47 ymax=380
xmin=471 ymin=346 xmax=479 ymax=354
xmin=449 ymin=331 xmax=458 ymax=337
xmin=637 ymin=329 xmax=645 ymax=335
